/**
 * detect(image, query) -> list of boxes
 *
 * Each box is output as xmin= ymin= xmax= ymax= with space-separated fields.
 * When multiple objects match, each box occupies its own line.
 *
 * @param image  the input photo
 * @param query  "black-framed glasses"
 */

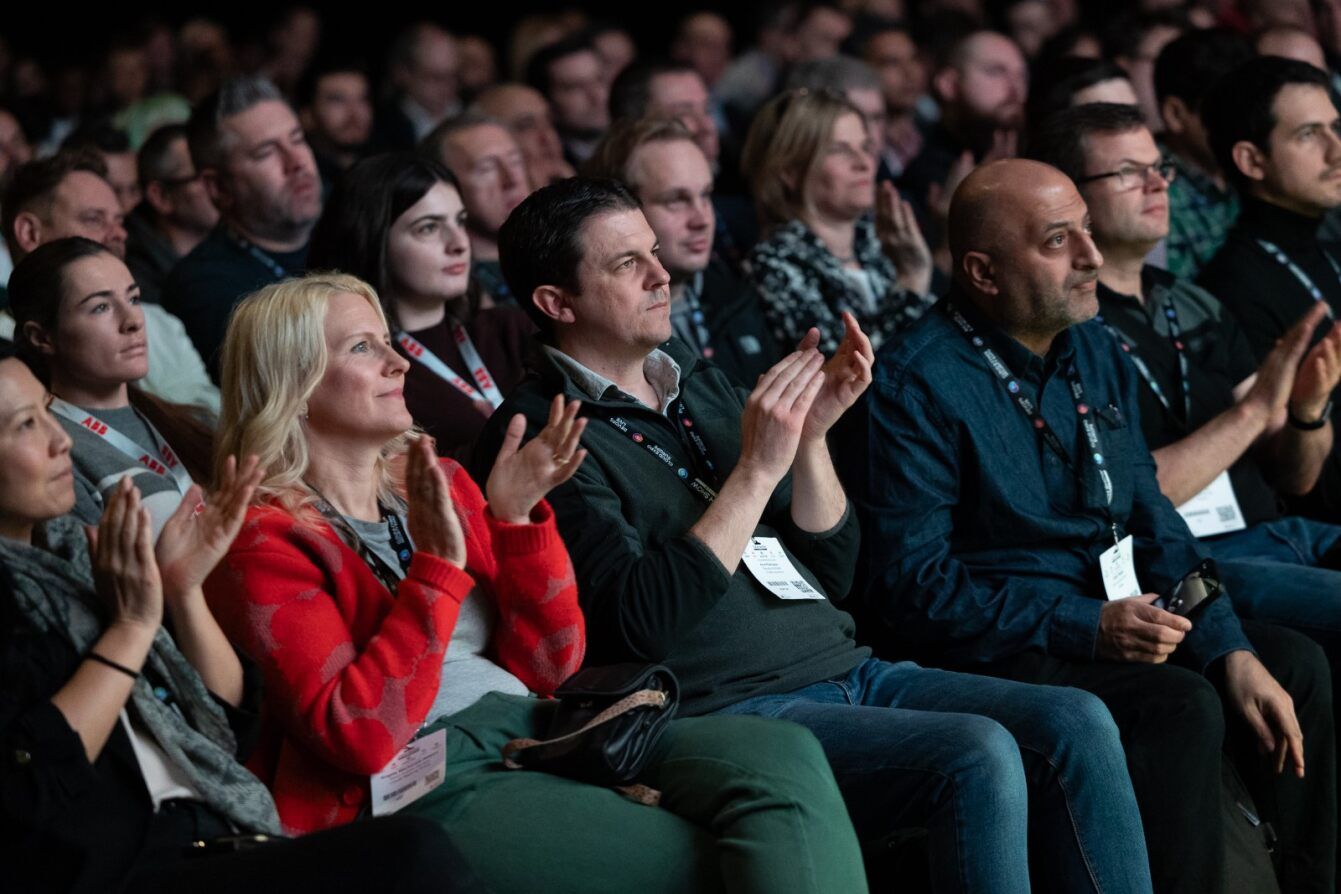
xmin=1077 ymin=159 xmax=1177 ymax=191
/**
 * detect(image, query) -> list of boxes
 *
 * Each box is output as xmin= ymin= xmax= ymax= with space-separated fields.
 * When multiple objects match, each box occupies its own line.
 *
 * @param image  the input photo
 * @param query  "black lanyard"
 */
xmin=1097 ymin=284 xmax=1192 ymax=425
xmin=947 ymin=304 xmax=1118 ymax=530
xmin=305 ymin=482 xmax=413 ymax=593
xmin=602 ymin=398 xmax=721 ymax=505
xmin=1256 ymin=238 xmax=1341 ymax=313
xmin=227 ymin=227 xmax=289 ymax=280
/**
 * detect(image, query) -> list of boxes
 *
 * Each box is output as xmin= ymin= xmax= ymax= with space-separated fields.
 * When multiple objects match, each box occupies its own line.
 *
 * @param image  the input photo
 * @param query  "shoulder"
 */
xmin=873 ymin=307 xmax=960 ymax=394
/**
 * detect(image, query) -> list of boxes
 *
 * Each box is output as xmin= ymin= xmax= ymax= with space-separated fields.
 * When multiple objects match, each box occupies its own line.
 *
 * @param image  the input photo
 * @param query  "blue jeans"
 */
xmin=715 ymin=658 xmax=1152 ymax=894
xmin=1206 ymin=516 xmax=1341 ymax=650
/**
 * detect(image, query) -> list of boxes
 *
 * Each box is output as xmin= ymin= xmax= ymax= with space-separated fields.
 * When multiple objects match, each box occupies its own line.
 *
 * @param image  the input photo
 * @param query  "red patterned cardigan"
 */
xmin=204 ymin=459 xmax=585 ymax=834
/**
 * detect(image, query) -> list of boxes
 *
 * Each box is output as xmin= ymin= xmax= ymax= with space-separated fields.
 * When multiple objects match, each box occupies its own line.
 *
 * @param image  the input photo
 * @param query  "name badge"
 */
xmin=1176 ymin=471 xmax=1247 ymax=539
xmin=370 ymin=728 xmax=446 ymax=816
xmin=742 ymin=537 xmax=826 ymax=600
xmin=1100 ymin=534 xmax=1143 ymax=601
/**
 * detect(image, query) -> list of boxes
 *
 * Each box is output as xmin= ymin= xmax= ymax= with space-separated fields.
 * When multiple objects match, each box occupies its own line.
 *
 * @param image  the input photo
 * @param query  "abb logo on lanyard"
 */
xmin=81 ymin=416 xmax=109 ymax=436
xmin=53 ymin=399 xmax=193 ymax=495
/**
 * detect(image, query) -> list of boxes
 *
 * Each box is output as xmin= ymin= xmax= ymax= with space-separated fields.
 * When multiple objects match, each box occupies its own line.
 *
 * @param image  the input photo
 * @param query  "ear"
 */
xmin=11 ymin=211 xmax=43 ymax=255
xmin=1230 ymin=139 xmax=1267 ymax=183
xmin=531 ymin=285 xmax=576 ymax=326
xmin=21 ymin=320 xmax=57 ymax=357
xmin=200 ymin=168 xmax=228 ymax=210
xmin=932 ymin=67 xmax=960 ymax=104
xmin=144 ymin=180 xmax=172 ymax=216
xmin=1161 ymin=96 xmax=1191 ymax=135
xmin=961 ymin=251 xmax=998 ymax=295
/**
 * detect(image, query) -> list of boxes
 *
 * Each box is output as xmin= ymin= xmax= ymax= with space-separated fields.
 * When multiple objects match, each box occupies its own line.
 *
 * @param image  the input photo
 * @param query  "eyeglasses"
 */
xmin=1077 ymin=159 xmax=1177 ymax=191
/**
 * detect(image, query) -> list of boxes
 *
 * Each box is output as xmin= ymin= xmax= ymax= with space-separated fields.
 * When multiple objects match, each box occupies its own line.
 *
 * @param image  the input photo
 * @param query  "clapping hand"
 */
xmin=486 ymin=396 xmax=587 ymax=524
xmin=405 ymin=434 xmax=467 ymax=567
xmin=798 ymin=313 xmax=875 ymax=443
xmin=1290 ymin=311 xmax=1341 ymax=424
xmin=876 ymin=181 xmax=933 ymax=296
xmin=155 ymin=455 xmax=264 ymax=602
xmin=87 ymin=477 xmax=162 ymax=633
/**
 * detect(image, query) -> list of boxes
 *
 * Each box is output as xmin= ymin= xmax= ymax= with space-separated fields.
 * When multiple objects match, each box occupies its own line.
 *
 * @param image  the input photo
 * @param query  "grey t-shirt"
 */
xmin=344 ymin=514 xmax=529 ymax=721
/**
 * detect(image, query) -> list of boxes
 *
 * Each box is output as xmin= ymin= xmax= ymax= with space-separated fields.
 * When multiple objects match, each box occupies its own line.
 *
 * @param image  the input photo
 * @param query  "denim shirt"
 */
xmin=858 ymin=296 xmax=1251 ymax=671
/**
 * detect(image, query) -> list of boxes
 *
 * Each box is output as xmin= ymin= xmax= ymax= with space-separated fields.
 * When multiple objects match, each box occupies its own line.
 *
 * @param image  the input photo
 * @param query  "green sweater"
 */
xmin=471 ymin=337 xmax=868 ymax=715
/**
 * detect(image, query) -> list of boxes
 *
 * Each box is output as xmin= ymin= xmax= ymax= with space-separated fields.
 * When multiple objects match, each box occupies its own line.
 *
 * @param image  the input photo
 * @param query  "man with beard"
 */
xmin=860 ymin=23 xmax=928 ymax=181
xmin=859 ymin=157 xmax=1335 ymax=894
xmin=1200 ymin=57 xmax=1341 ymax=520
xmin=421 ymin=113 xmax=534 ymax=307
xmin=164 ymin=78 xmax=322 ymax=379
xmin=297 ymin=60 xmax=374 ymax=194
xmin=525 ymin=35 xmax=611 ymax=167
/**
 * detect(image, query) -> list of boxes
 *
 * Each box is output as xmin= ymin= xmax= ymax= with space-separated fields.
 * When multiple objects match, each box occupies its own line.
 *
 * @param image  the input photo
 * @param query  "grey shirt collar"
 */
xmin=542 ymin=345 xmax=683 ymax=415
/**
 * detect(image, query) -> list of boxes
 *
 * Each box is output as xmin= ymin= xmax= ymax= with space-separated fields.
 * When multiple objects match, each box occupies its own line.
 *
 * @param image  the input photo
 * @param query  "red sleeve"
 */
xmin=445 ymin=461 xmax=585 ymax=696
xmin=205 ymin=508 xmax=476 ymax=776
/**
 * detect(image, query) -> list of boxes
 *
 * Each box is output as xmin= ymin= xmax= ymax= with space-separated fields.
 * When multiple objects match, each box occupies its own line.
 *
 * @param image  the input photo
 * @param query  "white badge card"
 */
xmin=1176 ymin=471 xmax=1247 ymax=539
xmin=742 ymin=537 xmax=826 ymax=600
xmin=370 ymin=728 xmax=447 ymax=816
xmin=1100 ymin=535 xmax=1143 ymax=601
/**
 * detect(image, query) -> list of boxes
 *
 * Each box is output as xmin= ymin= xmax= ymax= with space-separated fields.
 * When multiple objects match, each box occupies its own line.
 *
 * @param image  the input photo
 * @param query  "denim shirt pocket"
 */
xmin=1090 ymin=404 xmax=1136 ymax=520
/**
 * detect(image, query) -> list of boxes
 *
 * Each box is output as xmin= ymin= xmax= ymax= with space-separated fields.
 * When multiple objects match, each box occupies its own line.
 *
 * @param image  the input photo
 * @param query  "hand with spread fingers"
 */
xmin=876 ymin=181 xmax=933 ymax=296
xmin=798 ymin=312 xmax=875 ymax=443
xmin=406 ymin=434 xmax=467 ymax=567
xmin=486 ymin=395 xmax=588 ymax=525
xmin=156 ymin=455 xmax=264 ymax=602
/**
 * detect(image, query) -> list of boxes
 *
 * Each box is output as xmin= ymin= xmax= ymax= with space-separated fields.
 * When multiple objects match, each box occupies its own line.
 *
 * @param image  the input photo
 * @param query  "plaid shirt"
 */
xmin=1162 ymin=145 xmax=1239 ymax=280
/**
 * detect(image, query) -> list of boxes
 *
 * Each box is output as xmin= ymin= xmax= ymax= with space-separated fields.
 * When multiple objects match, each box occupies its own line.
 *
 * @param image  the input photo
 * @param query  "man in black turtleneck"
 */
xmin=1199 ymin=56 xmax=1341 ymax=517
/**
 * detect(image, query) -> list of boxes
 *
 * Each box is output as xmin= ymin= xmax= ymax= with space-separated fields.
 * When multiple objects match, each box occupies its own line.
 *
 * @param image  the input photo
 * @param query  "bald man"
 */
xmin=857 ymin=159 xmax=1336 ymax=893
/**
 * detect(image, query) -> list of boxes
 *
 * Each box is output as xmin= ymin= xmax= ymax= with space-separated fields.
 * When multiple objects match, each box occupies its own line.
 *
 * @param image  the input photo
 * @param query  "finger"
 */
xmin=498 ymin=413 xmax=526 ymax=460
xmin=1134 ymin=602 xmax=1193 ymax=632
xmin=134 ymin=505 xmax=155 ymax=569
xmin=755 ymin=350 xmax=806 ymax=397
xmin=1287 ymin=725 xmax=1306 ymax=777
xmin=758 ymin=350 xmax=812 ymax=402
xmin=554 ymin=447 xmax=588 ymax=484
xmin=778 ymin=352 xmax=824 ymax=408
xmin=842 ymin=312 xmax=875 ymax=365
xmin=557 ymin=415 xmax=588 ymax=460
xmin=795 ymin=363 xmax=827 ymax=414
xmin=165 ymin=483 xmax=204 ymax=530
xmin=219 ymin=453 xmax=238 ymax=494
xmin=84 ymin=525 xmax=99 ymax=561
xmin=546 ymin=392 xmax=564 ymax=431
xmin=1242 ymin=705 xmax=1277 ymax=756
xmin=794 ymin=328 xmax=821 ymax=353
xmin=118 ymin=483 xmax=142 ymax=561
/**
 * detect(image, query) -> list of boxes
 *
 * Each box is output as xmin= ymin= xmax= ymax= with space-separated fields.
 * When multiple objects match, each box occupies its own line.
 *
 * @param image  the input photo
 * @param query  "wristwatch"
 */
xmin=1288 ymin=399 xmax=1333 ymax=431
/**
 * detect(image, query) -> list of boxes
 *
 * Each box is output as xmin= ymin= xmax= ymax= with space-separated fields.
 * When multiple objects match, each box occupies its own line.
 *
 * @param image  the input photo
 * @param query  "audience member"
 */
xmin=124 ymin=123 xmax=218 ymax=306
xmin=0 ymin=343 xmax=478 ymax=894
xmin=525 ymin=34 xmax=611 ymax=166
xmin=585 ymin=119 xmax=781 ymax=383
xmin=1103 ymin=12 xmax=1185 ymax=133
xmin=1023 ymin=57 xmax=1138 ymax=135
xmin=791 ymin=2 xmax=854 ymax=63
xmin=295 ymin=59 xmax=374 ymax=193
xmin=375 ymin=23 xmax=461 ymax=149
xmin=421 ymin=114 xmax=533 ymax=306
xmin=860 ymin=157 xmax=1335 ymax=893
xmin=786 ymin=57 xmax=891 ymax=180
xmin=1154 ymin=29 xmax=1255 ymax=279
xmin=588 ymin=23 xmax=637 ymax=87
xmin=743 ymin=89 xmax=934 ymax=354
xmin=165 ymin=77 xmax=320 ymax=379
xmin=476 ymin=175 xmax=1154 ymax=894
xmin=457 ymin=36 xmax=499 ymax=100
xmin=471 ymin=83 xmax=576 ymax=185
xmin=308 ymin=153 xmax=533 ymax=455
xmin=204 ymin=271 xmax=867 ymax=892
xmin=0 ymin=106 xmax=33 ymax=287
xmin=63 ymin=124 xmax=142 ymax=215
xmin=2 ymin=150 xmax=218 ymax=410
xmin=858 ymin=23 xmax=927 ymax=179
xmin=1200 ymin=57 xmax=1341 ymax=520
xmin=669 ymin=11 xmax=734 ymax=91
xmin=9 ymin=238 xmax=214 ymax=534
xmin=1257 ymin=25 xmax=1330 ymax=68
xmin=610 ymin=61 xmax=720 ymax=169
xmin=715 ymin=3 xmax=803 ymax=134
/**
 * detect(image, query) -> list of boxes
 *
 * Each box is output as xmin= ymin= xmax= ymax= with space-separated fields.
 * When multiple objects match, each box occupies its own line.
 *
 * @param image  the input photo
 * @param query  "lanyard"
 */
xmin=602 ymin=399 xmax=721 ymax=505
xmin=305 ymin=482 xmax=413 ymax=594
xmin=226 ymin=228 xmax=289 ymax=280
xmin=50 ymin=398 xmax=193 ymax=495
xmin=397 ymin=321 xmax=504 ymax=408
xmin=1097 ymin=284 xmax=1192 ymax=425
xmin=947 ymin=304 xmax=1118 ymax=535
xmin=1256 ymin=238 xmax=1340 ymax=316
xmin=678 ymin=275 xmax=715 ymax=360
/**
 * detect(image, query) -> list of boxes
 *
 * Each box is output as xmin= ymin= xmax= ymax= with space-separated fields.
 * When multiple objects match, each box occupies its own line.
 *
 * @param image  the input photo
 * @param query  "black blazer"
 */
xmin=0 ymin=568 xmax=261 ymax=893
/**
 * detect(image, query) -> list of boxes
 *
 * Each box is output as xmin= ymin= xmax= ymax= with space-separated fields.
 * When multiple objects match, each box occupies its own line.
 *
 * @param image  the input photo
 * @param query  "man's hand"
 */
xmin=737 ymin=349 xmax=826 ymax=485
xmin=1097 ymin=593 xmax=1191 ymax=663
xmin=1241 ymin=302 xmax=1328 ymax=430
xmin=797 ymin=313 xmax=875 ymax=443
xmin=1224 ymin=650 xmax=1305 ymax=778
xmin=1289 ymin=313 xmax=1341 ymax=423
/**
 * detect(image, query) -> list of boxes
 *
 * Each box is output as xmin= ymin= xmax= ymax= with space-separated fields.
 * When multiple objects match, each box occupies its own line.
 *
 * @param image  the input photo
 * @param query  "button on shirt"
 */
xmin=1097 ymin=266 xmax=1281 ymax=527
xmin=858 ymin=296 xmax=1251 ymax=670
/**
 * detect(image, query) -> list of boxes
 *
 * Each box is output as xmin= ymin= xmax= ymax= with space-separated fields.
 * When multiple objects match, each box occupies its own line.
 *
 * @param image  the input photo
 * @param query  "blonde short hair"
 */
xmin=214 ymin=271 xmax=409 ymax=520
xmin=740 ymin=88 xmax=868 ymax=233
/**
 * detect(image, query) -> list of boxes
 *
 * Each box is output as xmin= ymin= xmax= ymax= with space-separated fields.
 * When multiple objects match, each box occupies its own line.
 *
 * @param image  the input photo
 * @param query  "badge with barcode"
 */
xmin=741 ymin=536 xmax=826 ymax=600
xmin=370 ymin=728 xmax=446 ymax=816
xmin=1176 ymin=470 xmax=1247 ymax=539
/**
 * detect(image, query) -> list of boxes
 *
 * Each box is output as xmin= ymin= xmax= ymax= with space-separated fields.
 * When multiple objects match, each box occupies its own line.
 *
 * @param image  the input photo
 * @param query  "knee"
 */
xmin=948 ymin=716 xmax=1027 ymax=801
xmin=709 ymin=716 xmax=836 ymax=792
xmin=1138 ymin=672 xmax=1224 ymax=757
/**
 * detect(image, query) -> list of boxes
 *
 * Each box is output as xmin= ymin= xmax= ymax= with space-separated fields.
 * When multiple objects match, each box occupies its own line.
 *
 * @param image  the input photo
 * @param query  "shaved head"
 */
xmin=949 ymin=159 xmax=1073 ymax=262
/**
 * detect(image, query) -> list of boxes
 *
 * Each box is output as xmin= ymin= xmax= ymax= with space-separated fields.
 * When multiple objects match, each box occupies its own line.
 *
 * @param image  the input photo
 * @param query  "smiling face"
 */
xmin=561 ymin=208 xmax=672 ymax=353
xmin=1078 ymin=126 xmax=1171 ymax=253
xmin=385 ymin=180 xmax=472 ymax=311
xmin=28 ymin=252 xmax=149 ymax=392
xmin=802 ymin=111 xmax=876 ymax=225
xmin=303 ymin=291 xmax=413 ymax=448
xmin=0 ymin=359 xmax=75 ymax=538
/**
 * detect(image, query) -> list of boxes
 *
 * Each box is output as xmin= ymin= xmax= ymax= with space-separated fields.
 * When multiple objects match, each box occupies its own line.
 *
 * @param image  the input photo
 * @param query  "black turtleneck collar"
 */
xmin=1236 ymin=195 xmax=1324 ymax=249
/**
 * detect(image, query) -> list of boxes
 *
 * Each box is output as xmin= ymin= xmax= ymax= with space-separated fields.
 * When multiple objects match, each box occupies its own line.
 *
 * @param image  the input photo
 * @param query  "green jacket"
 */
xmin=472 ymin=337 xmax=867 ymax=715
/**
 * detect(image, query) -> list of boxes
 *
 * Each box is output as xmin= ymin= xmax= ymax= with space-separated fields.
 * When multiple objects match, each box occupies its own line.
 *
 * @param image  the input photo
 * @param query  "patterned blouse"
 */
xmin=745 ymin=216 xmax=935 ymax=354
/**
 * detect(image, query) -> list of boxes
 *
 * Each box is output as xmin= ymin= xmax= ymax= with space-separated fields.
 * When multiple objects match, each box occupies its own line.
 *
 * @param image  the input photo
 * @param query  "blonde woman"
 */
xmin=203 ymin=272 xmax=867 ymax=893
xmin=742 ymin=88 xmax=936 ymax=354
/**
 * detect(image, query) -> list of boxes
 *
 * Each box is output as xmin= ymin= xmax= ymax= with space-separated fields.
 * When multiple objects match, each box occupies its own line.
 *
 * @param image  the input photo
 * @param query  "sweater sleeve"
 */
xmin=205 ymin=509 xmax=477 ymax=776
xmin=446 ymin=463 xmax=585 ymax=696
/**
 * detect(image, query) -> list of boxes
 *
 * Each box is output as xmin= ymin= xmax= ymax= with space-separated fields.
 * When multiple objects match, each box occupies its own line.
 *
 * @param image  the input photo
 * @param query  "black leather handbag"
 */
xmin=501 ymin=664 xmax=679 ymax=805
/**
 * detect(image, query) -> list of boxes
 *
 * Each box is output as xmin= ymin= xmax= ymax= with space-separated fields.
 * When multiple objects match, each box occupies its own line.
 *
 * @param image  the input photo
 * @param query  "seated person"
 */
xmin=2 ymin=150 xmax=218 ymax=412
xmin=474 ymin=176 xmax=1154 ymax=893
xmin=307 ymin=154 xmax=533 ymax=458
xmin=742 ymin=88 xmax=934 ymax=355
xmin=0 ymin=345 xmax=475 ymax=893
xmin=9 ymin=238 xmax=214 ymax=535
xmin=470 ymin=83 xmax=576 ymax=187
xmin=1023 ymin=57 xmax=1139 ymax=135
xmin=585 ymin=118 xmax=781 ymax=384
xmin=203 ymin=271 xmax=866 ymax=893
xmin=1199 ymin=57 xmax=1341 ymax=521
xmin=861 ymin=157 xmax=1335 ymax=893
